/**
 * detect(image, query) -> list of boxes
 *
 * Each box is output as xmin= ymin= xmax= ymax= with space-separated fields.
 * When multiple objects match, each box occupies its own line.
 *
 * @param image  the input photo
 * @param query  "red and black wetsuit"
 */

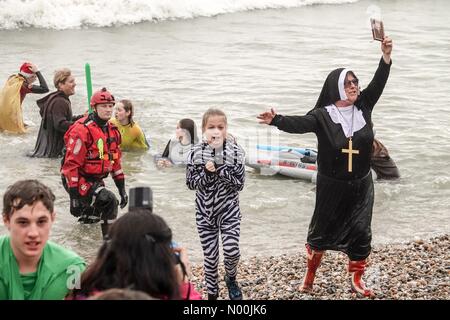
xmin=61 ymin=112 xmax=124 ymax=222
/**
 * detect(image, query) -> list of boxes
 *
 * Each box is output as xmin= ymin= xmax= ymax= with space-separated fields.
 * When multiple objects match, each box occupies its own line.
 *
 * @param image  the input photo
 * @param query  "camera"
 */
xmin=129 ymin=187 xmax=181 ymax=264
xmin=128 ymin=187 xmax=153 ymax=213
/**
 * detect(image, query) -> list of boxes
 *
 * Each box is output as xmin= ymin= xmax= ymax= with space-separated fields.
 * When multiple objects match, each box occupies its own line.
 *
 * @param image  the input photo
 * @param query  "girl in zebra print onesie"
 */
xmin=186 ymin=108 xmax=245 ymax=300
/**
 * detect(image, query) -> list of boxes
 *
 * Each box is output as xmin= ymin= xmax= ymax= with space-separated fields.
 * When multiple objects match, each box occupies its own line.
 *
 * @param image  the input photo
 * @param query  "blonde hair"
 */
xmin=201 ymin=108 xmax=227 ymax=133
xmin=53 ymin=68 xmax=72 ymax=89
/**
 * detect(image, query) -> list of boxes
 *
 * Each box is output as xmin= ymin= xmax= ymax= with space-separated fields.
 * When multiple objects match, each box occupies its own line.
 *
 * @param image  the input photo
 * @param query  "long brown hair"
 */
xmin=119 ymin=99 xmax=135 ymax=127
xmin=72 ymin=210 xmax=180 ymax=300
xmin=179 ymin=118 xmax=198 ymax=144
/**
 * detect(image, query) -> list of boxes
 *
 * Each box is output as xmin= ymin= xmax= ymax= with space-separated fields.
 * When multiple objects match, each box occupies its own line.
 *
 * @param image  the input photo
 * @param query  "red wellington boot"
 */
xmin=300 ymin=244 xmax=324 ymax=293
xmin=348 ymin=259 xmax=375 ymax=297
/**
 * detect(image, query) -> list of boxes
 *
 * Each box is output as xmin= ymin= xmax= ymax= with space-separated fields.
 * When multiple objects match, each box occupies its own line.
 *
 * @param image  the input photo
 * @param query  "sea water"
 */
xmin=0 ymin=0 xmax=449 ymax=262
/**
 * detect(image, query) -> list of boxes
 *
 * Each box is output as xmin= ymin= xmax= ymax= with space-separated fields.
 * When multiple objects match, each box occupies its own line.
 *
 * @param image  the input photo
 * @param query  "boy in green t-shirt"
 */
xmin=0 ymin=180 xmax=86 ymax=299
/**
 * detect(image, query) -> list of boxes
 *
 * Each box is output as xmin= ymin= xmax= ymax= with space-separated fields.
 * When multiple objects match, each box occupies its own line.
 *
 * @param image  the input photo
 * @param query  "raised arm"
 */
xmin=382 ymin=36 xmax=392 ymax=65
xmin=30 ymin=71 xmax=49 ymax=93
xmin=28 ymin=64 xmax=49 ymax=94
xmin=358 ymin=36 xmax=393 ymax=110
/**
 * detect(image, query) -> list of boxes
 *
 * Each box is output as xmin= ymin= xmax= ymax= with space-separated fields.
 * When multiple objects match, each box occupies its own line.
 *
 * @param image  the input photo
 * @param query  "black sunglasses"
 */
xmin=344 ymin=78 xmax=359 ymax=88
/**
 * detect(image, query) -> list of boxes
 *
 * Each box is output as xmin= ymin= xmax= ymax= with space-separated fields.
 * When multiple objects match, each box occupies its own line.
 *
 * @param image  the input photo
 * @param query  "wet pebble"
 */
xmin=190 ymin=234 xmax=449 ymax=300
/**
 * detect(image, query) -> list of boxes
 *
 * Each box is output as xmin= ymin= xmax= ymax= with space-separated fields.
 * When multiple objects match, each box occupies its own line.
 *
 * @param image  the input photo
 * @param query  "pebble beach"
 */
xmin=190 ymin=235 xmax=449 ymax=300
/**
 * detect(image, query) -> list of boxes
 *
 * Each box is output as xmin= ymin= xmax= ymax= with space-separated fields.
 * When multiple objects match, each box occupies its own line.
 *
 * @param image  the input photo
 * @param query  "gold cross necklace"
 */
xmin=335 ymin=105 xmax=359 ymax=172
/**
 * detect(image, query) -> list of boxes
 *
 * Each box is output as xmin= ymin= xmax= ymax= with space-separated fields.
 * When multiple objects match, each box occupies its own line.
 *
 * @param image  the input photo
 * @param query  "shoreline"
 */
xmin=189 ymin=234 xmax=449 ymax=300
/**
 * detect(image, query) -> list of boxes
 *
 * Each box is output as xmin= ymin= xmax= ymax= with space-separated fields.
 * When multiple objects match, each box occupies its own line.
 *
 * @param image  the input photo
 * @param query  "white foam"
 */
xmin=0 ymin=0 xmax=359 ymax=30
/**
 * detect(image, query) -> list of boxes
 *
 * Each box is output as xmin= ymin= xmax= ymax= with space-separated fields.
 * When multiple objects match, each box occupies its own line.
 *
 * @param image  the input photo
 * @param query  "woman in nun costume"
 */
xmin=258 ymin=36 xmax=393 ymax=297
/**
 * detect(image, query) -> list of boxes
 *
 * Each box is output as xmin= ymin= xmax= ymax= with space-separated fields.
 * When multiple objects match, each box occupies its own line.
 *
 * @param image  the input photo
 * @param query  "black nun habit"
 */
xmin=270 ymin=57 xmax=391 ymax=260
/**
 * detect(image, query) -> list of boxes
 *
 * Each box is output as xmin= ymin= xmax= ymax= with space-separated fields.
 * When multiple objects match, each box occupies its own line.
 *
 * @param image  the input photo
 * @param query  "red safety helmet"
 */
xmin=19 ymin=62 xmax=34 ymax=78
xmin=90 ymin=87 xmax=115 ymax=107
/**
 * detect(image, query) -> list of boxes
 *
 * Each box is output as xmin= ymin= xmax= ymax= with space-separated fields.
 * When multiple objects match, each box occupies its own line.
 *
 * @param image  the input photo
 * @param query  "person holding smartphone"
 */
xmin=258 ymin=36 xmax=393 ymax=297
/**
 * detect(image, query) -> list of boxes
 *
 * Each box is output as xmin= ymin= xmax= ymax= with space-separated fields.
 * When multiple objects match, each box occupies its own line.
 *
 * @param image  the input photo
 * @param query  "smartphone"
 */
xmin=370 ymin=18 xmax=385 ymax=42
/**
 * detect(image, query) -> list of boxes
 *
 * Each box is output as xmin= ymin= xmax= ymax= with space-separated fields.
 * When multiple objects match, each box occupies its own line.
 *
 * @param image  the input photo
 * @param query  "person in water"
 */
xmin=370 ymin=137 xmax=400 ymax=180
xmin=157 ymin=118 xmax=198 ymax=168
xmin=61 ymin=88 xmax=128 ymax=238
xmin=110 ymin=99 xmax=149 ymax=151
xmin=29 ymin=68 xmax=82 ymax=158
xmin=258 ymin=36 xmax=393 ymax=297
xmin=0 ymin=62 xmax=49 ymax=133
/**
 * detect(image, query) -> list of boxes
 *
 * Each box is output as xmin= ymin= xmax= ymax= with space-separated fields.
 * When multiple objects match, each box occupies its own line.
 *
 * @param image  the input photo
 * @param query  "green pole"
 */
xmin=85 ymin=63 xmax=93 ymax=113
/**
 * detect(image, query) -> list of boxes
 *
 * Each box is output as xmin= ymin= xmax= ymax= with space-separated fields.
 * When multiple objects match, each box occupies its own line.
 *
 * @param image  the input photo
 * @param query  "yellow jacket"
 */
xmin=110 ymin=118 xmax=149 ymax=151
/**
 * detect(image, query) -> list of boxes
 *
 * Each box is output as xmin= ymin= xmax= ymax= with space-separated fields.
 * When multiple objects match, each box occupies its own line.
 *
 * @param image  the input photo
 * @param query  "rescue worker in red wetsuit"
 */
xmin=61 ymin=87 xmax=128 ymax=238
